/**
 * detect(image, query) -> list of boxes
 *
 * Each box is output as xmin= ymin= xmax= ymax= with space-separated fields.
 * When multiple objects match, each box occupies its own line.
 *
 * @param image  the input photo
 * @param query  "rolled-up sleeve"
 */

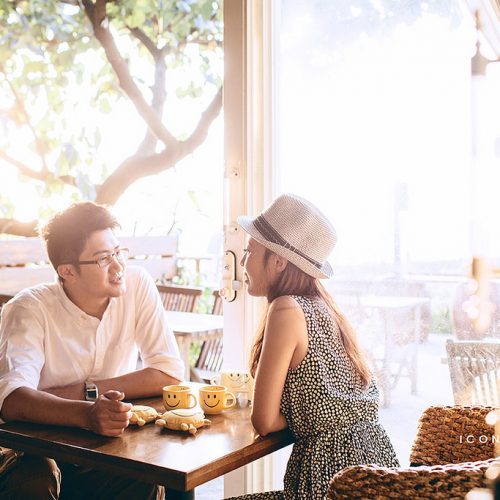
xmin=133 ymin=270 xmax=184 ymax=381
xmin=0 ymin=302 xmax=45 ymax=419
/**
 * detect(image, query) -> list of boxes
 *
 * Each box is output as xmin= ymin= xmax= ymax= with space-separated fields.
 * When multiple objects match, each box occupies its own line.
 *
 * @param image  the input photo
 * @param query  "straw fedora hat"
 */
xmin=237 ymin=193 xmax=336 ymax=279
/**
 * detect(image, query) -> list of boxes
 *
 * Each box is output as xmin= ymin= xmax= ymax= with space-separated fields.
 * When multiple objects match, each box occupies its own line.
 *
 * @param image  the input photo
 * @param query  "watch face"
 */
xmin=86 ymin=383 xmax=98 ymax=401
xmin=87 ymin=388 xmax=98 ymax=400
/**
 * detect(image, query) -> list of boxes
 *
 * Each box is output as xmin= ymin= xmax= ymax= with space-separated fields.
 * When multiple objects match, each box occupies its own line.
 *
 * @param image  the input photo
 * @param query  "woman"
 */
xmin=232 ymin=193 xmax=399 ymax=499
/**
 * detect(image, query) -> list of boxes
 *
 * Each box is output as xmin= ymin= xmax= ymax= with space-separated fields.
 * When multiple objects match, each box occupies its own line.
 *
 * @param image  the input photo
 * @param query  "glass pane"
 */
xmin=277 ymin=0 xmax=499 ymax=469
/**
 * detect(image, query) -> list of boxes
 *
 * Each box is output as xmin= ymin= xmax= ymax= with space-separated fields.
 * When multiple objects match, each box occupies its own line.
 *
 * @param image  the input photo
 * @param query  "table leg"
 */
xmin=410 ymin=305 xmax=420 ymax=395
xmin=175 ymin=335 xmax=192 ymax=381
xmin=382 ymin=310 xmax=391 ymax=408
xmin=165 ymin=488 xmax=195 ymax=500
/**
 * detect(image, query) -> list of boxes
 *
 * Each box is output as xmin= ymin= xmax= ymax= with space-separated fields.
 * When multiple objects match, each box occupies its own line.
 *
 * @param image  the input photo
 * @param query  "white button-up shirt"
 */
xmin=0 ymin=266 xmax=184 ymax=414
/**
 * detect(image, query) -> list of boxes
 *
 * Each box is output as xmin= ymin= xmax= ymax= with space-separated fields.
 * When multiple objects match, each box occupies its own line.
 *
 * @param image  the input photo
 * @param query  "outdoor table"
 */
xmin=361 ymin=295 xmax=430 ymax=407
xmin=166 ymin=311 xmax=224 ymax=380
xmin=335 ymin=294 xmax=430 ymax=407
xmin=0 ymin=397 xmax=293 ymax=499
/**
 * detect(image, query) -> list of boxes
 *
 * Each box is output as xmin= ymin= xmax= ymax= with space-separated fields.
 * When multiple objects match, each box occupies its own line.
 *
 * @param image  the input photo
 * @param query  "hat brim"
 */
xmin=237 ymin=215 xmax=333 ymax=279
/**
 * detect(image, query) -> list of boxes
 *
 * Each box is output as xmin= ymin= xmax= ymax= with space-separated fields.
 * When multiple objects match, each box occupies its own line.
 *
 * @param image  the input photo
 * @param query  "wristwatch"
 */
xmin=85 ymin=381 xmax=99 ymax=401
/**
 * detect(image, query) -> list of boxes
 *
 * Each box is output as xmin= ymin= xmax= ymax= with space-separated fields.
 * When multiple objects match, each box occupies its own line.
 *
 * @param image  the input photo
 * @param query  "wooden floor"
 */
xmin=196 ymin=476 xmax=223 ymax=499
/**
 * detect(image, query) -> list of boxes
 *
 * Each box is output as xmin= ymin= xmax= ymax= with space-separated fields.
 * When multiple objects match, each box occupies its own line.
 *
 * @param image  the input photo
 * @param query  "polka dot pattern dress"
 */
xmin=227 ymin=295 xmax=399 ymax=500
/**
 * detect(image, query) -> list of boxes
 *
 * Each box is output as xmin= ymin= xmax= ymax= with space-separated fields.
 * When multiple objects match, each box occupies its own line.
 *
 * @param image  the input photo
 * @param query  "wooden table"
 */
xmin=0 ymin=398 xmax=293 ymax=499
xmin=166 ymin=311 xmax=224 ymax=381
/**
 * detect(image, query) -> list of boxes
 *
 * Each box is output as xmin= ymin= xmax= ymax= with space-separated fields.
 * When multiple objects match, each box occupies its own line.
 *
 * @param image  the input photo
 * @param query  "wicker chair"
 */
xmin=446 ymin=339 xmax=500 ymax=406
xmin=328 ymin=405 xmax=500 ymax=499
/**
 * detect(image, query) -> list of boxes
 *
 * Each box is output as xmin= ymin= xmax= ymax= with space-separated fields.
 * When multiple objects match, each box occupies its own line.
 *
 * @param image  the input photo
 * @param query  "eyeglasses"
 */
xmin=76 ymin=248 xmax=129 ymax=268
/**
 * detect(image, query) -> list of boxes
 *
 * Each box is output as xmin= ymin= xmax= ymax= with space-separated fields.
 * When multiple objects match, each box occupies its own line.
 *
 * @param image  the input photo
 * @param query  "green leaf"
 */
xmin=199 ymin=0 xmax=214 ymax=20
xmin=98 ymin=98 xmax=112 ymax=114
xmin=24 ymin=61 xmax=44 ymax=73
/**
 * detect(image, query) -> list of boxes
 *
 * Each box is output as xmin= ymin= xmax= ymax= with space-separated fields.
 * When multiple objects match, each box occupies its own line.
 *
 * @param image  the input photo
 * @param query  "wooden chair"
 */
xmin=328 ymin=405 xmax=499 ymax=499
xmin=0 ymin=295 xmax=13 ymax=322
xmin=446 ymin=339 xmax=500 ymax=405
xmin=156 ymin=285 xmax=203 ymax=312
xmin=190 ymin=290 xmax=224 ymax=383
xmin=211 ymin=290 xmax=223 ymax=315
xmin=0 ymin=295 xmax=13 ymax=308
xmin=146 ymin=285 xmax=202 ymax=372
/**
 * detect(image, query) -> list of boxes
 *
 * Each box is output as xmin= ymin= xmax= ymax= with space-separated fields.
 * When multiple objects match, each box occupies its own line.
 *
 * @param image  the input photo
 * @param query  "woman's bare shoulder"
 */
xmin=268 ymin=296 xmax=306 ymax=326
xmin=269 ymin=295 xmax=301 ymax=312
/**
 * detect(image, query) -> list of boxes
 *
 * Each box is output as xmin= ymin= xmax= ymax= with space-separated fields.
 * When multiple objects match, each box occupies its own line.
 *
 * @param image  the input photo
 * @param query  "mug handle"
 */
xmin=224 ymin=391 xmax=236 ymax=409
xmin=187 ymin=393 xmax=197 ymax=409
xmin=210 ymin=375 xmax=218 ymax=385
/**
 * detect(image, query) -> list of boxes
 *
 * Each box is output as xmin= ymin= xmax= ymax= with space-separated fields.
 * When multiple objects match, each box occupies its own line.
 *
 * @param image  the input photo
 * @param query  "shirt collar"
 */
xmin=55 ymin=280 xmax=114 ymax=320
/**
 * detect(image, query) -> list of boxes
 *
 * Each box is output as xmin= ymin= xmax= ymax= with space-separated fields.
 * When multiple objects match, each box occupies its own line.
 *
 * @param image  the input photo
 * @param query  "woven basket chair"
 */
xmin=328 ymin=405 xmax=500 ymax=499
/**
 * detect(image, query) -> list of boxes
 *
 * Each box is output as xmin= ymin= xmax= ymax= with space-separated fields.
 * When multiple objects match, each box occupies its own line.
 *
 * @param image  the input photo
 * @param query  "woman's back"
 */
xmin=281 ymin=295 xmax=379 ymax=433
xmin=279 ymin=295 xmax=399 ymax=499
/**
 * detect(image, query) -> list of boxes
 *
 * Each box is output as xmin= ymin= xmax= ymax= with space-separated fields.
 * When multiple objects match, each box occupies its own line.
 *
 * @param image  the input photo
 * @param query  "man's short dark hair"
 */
xmin=41 ymin=202 xmax=120 ymax=272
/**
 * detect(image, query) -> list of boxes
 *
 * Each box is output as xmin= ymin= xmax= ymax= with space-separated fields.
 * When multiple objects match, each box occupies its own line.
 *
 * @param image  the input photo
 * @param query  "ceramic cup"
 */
xmin=210 ymin=372 xmax=254 ymax=401
xmin=199 ymin=385 xmax=236 ymax=414
xmin=163 ymin=385 xmax=197 ymax=411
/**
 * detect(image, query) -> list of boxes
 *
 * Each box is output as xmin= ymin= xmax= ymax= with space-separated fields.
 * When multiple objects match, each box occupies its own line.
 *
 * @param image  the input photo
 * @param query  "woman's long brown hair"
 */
xmin=249 ymin=249 xmax=371 ymax=388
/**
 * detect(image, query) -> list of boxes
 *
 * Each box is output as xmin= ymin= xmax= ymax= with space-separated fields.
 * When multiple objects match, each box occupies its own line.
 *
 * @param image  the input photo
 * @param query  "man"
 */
xmin=0 ymin=202 xmax=184 ymax=499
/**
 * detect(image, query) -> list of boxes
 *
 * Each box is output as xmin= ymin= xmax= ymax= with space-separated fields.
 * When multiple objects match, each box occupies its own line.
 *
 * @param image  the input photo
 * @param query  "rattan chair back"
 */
xmin=328 ymin=405 xmax=499 ymax=500
xmin=410 ymin=405 xmax=496 ymax=465
xmin=446 ymin=339 xmax=500 ymax=406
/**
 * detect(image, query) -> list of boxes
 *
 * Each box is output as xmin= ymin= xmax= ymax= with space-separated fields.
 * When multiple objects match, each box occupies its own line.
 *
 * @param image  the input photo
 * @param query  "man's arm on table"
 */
xmin=1 ymin=387 xmax=132 ymax=437
xmin=44 ymin=367 xmax=180 ymax=401
xmin=0 ymin=367 xmax=181 ymax=437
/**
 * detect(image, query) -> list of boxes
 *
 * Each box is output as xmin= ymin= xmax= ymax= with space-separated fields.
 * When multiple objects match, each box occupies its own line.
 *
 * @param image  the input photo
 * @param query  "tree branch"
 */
xmin=95 ymin=87 xmax=222 ymax=205
xmin=0 ymin=149 xmax=76 ymax=187
xmin=0 ymin=150 xmax=47 ymax=181
xmin=127 ymin=26 xmax=159 ymax=59
xmin=0 ymin=218 xmax=38 ymax=237
xmin=135 ymin=56 xmax=167 ymax=156
xmin=127 ymin=26 xmax=167 ymax=156
xmin=181 ymin=87 xmax=222 ymax=155
xmin=0 ymin=62 xmax=49 ymax=174
xmin=81 ymin=0 xmax=178 ymax=148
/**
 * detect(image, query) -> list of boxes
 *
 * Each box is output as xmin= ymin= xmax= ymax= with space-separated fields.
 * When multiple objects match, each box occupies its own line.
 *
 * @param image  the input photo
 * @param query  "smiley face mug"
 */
xmin=211 ymin=372 xmax=253 ymax=393
xmin=163 ymin=385 xmax=197 ymax=411
xmin=199 ymin=385 xmax=236 ymax=414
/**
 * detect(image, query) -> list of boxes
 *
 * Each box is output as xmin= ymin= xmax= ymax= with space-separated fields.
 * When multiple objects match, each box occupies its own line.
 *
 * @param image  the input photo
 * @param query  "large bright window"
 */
xmin=275 ymin=0 xmax=500 ymax=465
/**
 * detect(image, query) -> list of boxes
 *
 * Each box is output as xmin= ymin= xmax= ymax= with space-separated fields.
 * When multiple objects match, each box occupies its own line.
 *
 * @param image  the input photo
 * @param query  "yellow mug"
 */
xmin=211 ymin=372 xmax=254 ymax=395
xmin=163 ymin=385 xmax=197 ymax=411
xmin=199 ymin=385 xmax=236 ymax=414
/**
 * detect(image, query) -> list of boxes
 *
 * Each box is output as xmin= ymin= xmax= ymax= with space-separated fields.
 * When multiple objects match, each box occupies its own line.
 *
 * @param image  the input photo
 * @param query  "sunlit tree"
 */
xmin=0 ymin=0 xmax=222 ymax=236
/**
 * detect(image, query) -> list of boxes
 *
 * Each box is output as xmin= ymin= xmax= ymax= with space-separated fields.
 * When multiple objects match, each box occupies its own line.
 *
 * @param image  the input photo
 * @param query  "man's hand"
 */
xmin=86 ymin=390 xmax=132 ymax=437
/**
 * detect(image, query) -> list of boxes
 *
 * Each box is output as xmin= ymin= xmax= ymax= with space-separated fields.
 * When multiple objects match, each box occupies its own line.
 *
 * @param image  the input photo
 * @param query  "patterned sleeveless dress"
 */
xmin=227 ymin=295 xmax=399 ymax=500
